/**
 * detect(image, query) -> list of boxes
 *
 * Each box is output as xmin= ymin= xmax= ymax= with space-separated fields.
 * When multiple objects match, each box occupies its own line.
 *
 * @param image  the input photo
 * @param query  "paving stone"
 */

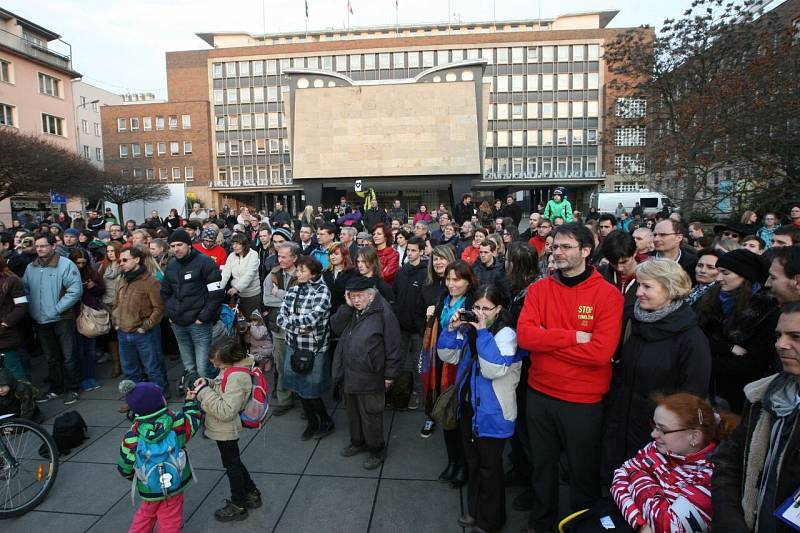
xmin=241 ymin=409 xmax=318 ymax=475
xmin=34 ymin=462 xmax=128 ymax=515
xmin=275 ymin=475 xmax=377 ymax=532
xmin=381 ymin=410 xmax=449 ymax=481
xmin=4 ymin=511 xmax=100 ymax=532
xmin=371 ymin=478 xmax=462 ymax=532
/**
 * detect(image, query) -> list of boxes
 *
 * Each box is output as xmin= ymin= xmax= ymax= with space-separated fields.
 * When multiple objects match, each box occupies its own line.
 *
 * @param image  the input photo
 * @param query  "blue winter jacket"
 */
xmin=437 ymin=325 xmax=524 ymax=438
xmin=23 ymin=253 xmax=83 ymax=324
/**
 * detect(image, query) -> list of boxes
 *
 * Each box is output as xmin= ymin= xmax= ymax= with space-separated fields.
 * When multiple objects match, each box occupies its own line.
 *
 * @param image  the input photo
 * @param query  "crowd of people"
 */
xmin=1 ymin=195 xmax=800 ymax=533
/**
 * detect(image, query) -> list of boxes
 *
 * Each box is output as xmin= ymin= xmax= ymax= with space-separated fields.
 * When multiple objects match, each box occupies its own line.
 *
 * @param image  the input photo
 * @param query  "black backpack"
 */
xmin=52 ymin=410 xmax=88 ymax=455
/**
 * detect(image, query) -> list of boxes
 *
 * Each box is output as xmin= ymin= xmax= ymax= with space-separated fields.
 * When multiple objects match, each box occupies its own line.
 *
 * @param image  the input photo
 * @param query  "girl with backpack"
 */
xmin=194 ymin=337 xmax=261 ymax=522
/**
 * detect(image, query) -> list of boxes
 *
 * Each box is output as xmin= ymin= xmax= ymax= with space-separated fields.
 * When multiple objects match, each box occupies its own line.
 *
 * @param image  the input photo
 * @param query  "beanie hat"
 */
xmin=64 ymin=228 xmax=80 ymax=237
xmin=168 ymin=229 xmax=193 ymax=246
xmin=201 ymin=227 xmax=218 ymax=241
xmin=272 ymin=227 xmax=292 ymax=241
xmin=97 ymin=230 xmax=111 ymax=240
xmin=119 ymin=380 xmax=166 ymax=416
xmin=553 ymin=187 xmax=565 ymax=196
xmin=715 ymin=249 xmax=768 ymax=284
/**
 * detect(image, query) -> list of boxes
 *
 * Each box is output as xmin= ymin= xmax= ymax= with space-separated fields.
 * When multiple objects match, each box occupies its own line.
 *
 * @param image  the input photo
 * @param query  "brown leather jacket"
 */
xmin=112 ymin=270 xmax=163 ymax=333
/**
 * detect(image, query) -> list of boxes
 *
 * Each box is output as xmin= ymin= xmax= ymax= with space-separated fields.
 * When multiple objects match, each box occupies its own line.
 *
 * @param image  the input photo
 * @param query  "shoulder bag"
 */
xmin=76 ymin=304 xmax=111 ymax=338
xmin=431 ymin=327 xmax=477 ymax=430
xmin=289 ymin=289 xmax=318 ymax=375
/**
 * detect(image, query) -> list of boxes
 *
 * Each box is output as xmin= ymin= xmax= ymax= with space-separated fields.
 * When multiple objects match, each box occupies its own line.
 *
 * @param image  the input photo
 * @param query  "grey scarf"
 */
xmin=633 ymin=299 xmax=683 ymax=323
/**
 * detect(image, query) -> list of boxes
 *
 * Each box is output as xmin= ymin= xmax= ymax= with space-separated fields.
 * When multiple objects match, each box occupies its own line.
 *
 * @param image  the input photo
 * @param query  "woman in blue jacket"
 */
xmin=437 ymin=284 xmax=523 ymax=533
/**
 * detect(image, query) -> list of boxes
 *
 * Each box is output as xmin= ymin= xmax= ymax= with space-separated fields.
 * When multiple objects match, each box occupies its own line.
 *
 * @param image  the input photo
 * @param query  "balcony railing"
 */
xmin=0 ymin=29 xmax=74 ymax=73
xmin=482 ymin=171 xmax=606 ymax=181
xmin=213 ymin=177 xmax=294 ymax=188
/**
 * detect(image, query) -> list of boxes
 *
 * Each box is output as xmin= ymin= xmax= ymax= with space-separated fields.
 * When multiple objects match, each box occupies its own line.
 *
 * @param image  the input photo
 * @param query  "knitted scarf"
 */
xmin=633 ymin=299 xmax=683 ymax=323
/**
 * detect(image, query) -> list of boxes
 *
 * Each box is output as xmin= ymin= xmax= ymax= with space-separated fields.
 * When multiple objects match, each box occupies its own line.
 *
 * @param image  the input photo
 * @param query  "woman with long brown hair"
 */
xmin=98 ymin=241 xmax=124 ymax=378
xmin=355 ymin=247 xmax=394 ymax=304
xmin=0 ymin=255 xmax=29 ymax=379
xmin=70 ymin=248 xmax=106 ymax=391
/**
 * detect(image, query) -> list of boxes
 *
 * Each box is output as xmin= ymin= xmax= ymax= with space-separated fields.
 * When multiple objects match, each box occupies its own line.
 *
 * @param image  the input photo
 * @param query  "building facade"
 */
xmin=161 ymin=11 xmax=650 ymax=212
xmin=99 ymin=100 xmax=214 ymax=203
xmin=72 ymin=81 xmax=123 ymax=169
xmin=0 ymin=8 xmax=82 ymax=221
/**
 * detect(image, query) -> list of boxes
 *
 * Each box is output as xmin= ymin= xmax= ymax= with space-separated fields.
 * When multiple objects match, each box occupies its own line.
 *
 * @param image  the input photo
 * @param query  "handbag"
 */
xmin=430 ymin=328 xmax=477 ymax=430
xmin=288 ymin=290 xmax=318 ymax=375
xmin=76 ymin=304 xmax=111 ymax=338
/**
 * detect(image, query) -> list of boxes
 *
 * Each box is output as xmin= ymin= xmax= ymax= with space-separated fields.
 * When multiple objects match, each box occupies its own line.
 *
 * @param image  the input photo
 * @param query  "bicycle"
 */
xmin=0 ymin=413 xmax=59 ymax=518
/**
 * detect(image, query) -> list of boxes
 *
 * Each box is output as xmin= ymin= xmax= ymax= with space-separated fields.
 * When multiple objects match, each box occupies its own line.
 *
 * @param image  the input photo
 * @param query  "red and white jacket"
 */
xmin=611 ymin=441 xmax=716 ymax=533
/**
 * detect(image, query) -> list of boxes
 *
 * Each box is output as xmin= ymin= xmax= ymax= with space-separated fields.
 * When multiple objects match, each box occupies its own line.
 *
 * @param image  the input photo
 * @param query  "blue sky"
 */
xmin=4 ymin=0 xmax=695 ymax=99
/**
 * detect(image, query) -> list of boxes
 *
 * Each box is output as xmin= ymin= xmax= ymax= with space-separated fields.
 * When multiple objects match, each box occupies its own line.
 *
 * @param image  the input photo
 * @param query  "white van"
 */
xmin=590 ymin=191 xmax=675 ymax=216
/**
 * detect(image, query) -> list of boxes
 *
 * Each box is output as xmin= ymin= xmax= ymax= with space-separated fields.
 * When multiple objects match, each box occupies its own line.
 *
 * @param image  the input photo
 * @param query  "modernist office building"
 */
xmin=158 ymin=10 xmax=649 ymax=212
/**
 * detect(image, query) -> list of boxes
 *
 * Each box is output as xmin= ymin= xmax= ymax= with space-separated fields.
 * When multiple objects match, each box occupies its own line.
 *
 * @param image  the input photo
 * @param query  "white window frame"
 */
xmin=184 ymin=167 xmax=194 ymax=181
xmin=119 ymin=144 xmax=129 ymax=158
xmin=41 ymin=113 xmax=63 ymax=136
xmin=181 ymin=114 xmax=191 ymax=129
xmin=117 ymin=118 xmax=127 ymax=132
xmin=171 ymin=167 xmax=181 ymax=180
xmin=183 ymin=141 xmax=193 ymax=154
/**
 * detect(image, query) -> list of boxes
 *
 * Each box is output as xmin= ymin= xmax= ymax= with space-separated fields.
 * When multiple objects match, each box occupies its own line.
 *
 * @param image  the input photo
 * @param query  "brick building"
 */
xmin=100 ymin=99 xmax=214 ymax=201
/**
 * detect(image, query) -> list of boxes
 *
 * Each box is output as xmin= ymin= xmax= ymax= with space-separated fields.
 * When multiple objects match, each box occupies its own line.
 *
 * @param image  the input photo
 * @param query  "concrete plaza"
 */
xmin=4 ymin=356 xmax=532 ymax=532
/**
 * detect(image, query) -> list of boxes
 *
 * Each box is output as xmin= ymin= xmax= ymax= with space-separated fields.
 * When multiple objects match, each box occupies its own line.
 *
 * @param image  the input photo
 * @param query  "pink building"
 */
xmin=0 ymin=7 xmax=82 ymax=223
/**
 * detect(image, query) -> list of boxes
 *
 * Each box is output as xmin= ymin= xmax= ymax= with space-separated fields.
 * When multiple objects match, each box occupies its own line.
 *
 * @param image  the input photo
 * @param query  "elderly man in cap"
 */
xmin=192 ymin=227 xmax=228 ymax=270
xmin=330 ymin=274 xmax=402 ymax=470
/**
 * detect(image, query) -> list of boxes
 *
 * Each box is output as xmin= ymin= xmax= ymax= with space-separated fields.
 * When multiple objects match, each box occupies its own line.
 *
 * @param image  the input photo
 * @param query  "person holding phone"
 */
xmin=437 ymin=284 xmax=523 ymax=532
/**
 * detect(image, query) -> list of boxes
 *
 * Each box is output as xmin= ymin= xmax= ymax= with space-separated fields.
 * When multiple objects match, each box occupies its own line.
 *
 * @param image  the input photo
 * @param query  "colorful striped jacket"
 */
xmin=611 ymin=441 xmax=717 ymax=533
xmin=117 ymin=400 xmax=203 ymax=501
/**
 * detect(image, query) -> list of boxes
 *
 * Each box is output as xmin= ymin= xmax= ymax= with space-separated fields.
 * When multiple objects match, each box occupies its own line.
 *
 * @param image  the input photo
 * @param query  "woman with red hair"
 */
xmin=371 ymin=223 xmax=399 ymax=285
xmin=610 ymin=393 xmax=739 ymax=533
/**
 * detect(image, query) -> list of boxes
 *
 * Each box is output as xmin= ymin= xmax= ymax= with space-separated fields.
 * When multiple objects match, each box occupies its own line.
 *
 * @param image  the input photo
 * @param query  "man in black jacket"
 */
xmin=161 ymin=230 xmax=224 ymax=379
xmin=454 ymin=193 xmax=476 ymax=225
xmin=387 ymin=199 xmax=408 ymax=225
xmin=270 ymin=201 xmax=291 ymax=228
xmin=502 ymin=195 xmax=522 ymax=227
xmin=331 ymin=275 xmax=402 ymax=470
xmin=712 ymin=303 xmax=800 ymax=533
xmin=472 ymin=240 xmax=511 ymax=305
xmin=363 ymin=202 xmax=390 ymax=232
xmin=392 ymin=237 xmax=428 ymax=409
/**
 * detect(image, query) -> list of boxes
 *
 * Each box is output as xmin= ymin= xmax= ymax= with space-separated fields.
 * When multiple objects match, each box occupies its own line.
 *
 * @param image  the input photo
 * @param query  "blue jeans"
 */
xmin=76 ymin=333 xmax=97 ymax=389
xmin=170 ymin=321 xmax=214 ymax=378
xmin=117 ymin=328 xmax=167 ymax=390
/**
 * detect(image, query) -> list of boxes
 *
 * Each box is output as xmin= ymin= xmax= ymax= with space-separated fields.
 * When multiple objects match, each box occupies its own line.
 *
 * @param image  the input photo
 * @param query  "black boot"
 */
xmin=300 ymin=399 xmax=318 ymax=441
xmin=438 ymin=462 xmax=457 ymax=483
xmin=450 ymin=464 xmax=468 ymax=488
xmin=312 ymin=398 xmax=335 ymax=439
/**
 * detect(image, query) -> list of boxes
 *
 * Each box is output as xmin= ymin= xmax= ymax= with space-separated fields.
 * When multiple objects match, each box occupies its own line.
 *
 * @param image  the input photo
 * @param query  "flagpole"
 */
xmin=395 ymin=1 xmax=399 ymax=34
xmin=347 ymin=0 xmax=350 ymax=30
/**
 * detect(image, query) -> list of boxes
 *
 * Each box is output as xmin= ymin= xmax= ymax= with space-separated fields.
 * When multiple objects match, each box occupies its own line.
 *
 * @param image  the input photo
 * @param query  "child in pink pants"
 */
xmin=117 ymin=380 xmax=203 ymax=533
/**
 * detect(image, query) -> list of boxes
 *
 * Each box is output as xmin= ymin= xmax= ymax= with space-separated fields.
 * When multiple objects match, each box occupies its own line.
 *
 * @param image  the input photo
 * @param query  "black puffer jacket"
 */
xmin=160 ymin=249 xmax=224 ymax=326
xmin=392 ymin=260 xmax=428 ymax=333
xmin=472 ymin=259 xmax=511 ymax=306
xmin=603 ymin=303 xmax=711 ymax=476
xmin=330 ymin=294 xmax=402 ymax=394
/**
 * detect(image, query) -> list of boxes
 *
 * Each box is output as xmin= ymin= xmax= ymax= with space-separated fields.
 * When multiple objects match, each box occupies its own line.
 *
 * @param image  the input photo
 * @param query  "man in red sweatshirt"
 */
xmin=193 ymin=227 xmax=227 ymax=270
xmin=517 ymin=223 xmax=623 ymax=533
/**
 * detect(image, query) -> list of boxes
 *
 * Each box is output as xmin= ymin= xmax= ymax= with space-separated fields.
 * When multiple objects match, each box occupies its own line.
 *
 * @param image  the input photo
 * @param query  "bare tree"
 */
xmin=102 ymin=176 xmax=170 ymax=223
xmin=0 ymin=128 xmax=106 ymax=201
xmin=604 ymin=0 xmax=799 ymax=220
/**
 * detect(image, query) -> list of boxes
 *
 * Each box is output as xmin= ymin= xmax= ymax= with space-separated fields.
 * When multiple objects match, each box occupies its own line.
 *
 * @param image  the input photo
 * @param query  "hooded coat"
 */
xmin=603 ymin=303 xmax=711 ymax=475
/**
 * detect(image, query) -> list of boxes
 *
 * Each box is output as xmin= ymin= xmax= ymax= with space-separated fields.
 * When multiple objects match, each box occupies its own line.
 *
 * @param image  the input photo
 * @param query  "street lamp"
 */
xmin=74 ymin=98 xmax=100 ymax=155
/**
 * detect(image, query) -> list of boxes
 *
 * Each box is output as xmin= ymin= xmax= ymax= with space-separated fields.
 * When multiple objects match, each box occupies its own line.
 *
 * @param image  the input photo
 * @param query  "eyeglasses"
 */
xmin=120 ymin=258 xmax=132 ymax=263
xmin=653 ymin=232 xmax=679 ymax=238
xmin=649 ymin=419 xmax=694 ymax=435
xmin=551 ymin=243 xmax=579 ymax=251
xmin=472 ymin=305 xmax=497 ymax=313
xmin=722 ymin=231 xmax=740 ymax=238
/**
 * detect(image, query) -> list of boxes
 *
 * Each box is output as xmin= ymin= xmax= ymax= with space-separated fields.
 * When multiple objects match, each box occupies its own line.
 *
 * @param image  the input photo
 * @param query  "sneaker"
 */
xmin=214 ymin=500 xmax=248 ymax=522
xmin=243 ymin=489 xmax=262 ymax=509
xmin=64 ymin=392 xmax=79 ymax=405
xmin=407 ymin=391 xmax=419 ymax=410
xmin=419 ymin=419 xmax=435 ymax=439
xmin=363 ymin=452 xmax=385 ymax=470
xmin=36 ymin=392 xmax=58 ymax=404
xmin=340 ymin=443 xmax=368 ymax=457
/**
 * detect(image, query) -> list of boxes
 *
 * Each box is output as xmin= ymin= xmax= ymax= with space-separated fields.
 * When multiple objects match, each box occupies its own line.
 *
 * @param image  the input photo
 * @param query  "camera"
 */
xmin=460 ymin=310 xmax=478 ymax=323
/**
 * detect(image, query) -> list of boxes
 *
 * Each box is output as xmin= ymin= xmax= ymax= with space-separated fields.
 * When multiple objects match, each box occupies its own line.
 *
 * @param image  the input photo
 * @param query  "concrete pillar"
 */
xmin=302 ymin=180 xmax=323 ymax=210
xmin=449 ymin=175 xmax=473 ymax=210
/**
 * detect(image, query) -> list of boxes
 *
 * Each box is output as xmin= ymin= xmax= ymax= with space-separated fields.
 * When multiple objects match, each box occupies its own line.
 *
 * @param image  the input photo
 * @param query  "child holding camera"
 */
xmin=194 ymin=337 xmax=260 ymax=522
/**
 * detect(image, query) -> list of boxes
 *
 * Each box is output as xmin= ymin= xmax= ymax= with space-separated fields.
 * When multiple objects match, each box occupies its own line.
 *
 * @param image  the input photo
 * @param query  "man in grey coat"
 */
xmin=331 ymin=275 xmax=402 ymax=470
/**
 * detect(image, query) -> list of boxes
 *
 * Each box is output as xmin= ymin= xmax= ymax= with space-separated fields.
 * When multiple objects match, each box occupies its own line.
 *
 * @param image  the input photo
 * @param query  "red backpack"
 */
xmin=220 ymin=365 xmax=269 ymax=429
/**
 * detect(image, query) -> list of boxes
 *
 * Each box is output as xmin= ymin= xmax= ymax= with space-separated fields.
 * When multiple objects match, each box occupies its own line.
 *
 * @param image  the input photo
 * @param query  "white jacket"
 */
xmin=220 ymin=249 xmax=261 ymax=298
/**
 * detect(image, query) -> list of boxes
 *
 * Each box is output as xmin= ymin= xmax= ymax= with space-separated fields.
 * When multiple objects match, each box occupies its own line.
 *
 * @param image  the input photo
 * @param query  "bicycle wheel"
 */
xmin=0 ymin=418 xmax=59 ymax=518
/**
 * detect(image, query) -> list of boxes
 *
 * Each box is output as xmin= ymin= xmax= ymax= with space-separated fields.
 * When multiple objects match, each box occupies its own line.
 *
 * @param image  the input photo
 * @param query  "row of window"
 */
xmin=215 ymin=113 xmax=285 ymax=131
xmin=216 ymin=165 xmax=293 ymax=185
xmin=0 ymin=103 xmax=66 ymax=136
xmin=615 ymin=98 xmax=647 ymax=118
xmin=211 ymin=44 xmax=601 ymax=78
xmin=214 ymin=86 xmax=284 ymax=105
xmin=119 ymin=141 xmax=193 ymax=158
xmin=486 ymin=129 xmax=599 ymax=147
xmin=78 ymin=96 xmax=100 ymax=112
xmin=80 ymin=120 xmax=101 ymax=137
xmin=81 ymin=145 xmax=102 ymax=161
xmin=493 ymin=72 xmax=599 ymax=92
xmin=120 ymin=167 xmax=194 ymax=181
xmin=614 ymin=127 xmax=646 ymax=147
xmin=490 ymin=101 xmax=600 ymax=120
xmin=216 ymin=138 xmax=290 ymax=156
xmin=485 ymin=156 xmax=599 ymax=178
xmin=116 ymin=115 xmax=191 ymax=132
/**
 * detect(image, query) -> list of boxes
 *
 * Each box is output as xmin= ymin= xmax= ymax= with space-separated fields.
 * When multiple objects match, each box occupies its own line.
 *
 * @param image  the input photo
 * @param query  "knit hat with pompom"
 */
xmin=119 ymin=380 xmax=166 ymax=416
